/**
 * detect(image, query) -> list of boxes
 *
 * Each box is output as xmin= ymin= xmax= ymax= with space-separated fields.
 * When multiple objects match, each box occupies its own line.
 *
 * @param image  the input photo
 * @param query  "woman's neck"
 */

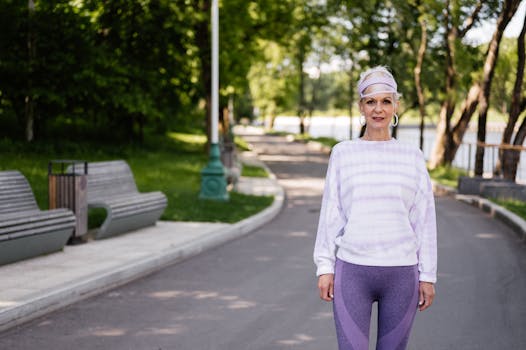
xmin=362 ymin=128 xmax=391 ymax=141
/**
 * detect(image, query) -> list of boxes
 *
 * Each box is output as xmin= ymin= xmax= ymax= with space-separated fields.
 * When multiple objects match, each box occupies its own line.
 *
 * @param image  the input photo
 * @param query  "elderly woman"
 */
xmin=313 ymin=66 xmax=437 ymax=350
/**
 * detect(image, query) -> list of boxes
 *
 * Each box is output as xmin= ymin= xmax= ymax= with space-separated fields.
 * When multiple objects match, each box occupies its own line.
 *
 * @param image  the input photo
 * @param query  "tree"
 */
xmin=248 ymin=40 xmax=297 ymax=128
xmin=500 ymin=13 xmax=526 ymax=180
xmin=428 ymin=0 xmax=486 ymax=168
xmin=0 ymin=0 xmax=204 ymax=142
xmin=325 ymin=0 xmax=398 ymax=138
xmin=192 ymin=0 xmax=299 ymax=146
xmin=26 ymin=0 xmax=36 ymax=142
xmin=414 ymin=16 xmax=428 ymax=150
xmin=285 ymin=1 xmax=329 ymax=135
xmin=473 ymin=0 xmax=522 ymax=176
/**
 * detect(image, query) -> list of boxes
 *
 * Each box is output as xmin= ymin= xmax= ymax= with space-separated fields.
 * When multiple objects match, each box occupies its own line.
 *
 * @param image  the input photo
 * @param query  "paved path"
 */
xmin=0 ymin=134 xmax=525 ymax=349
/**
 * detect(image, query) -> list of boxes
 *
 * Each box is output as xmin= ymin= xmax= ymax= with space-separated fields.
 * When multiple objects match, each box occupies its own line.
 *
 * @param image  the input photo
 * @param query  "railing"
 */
xmin=452 ymin=141 xmax=526 ymax=181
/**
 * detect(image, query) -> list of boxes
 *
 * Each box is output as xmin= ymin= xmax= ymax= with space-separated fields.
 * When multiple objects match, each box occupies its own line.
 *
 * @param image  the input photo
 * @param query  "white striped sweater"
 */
xmin=313 ymin=138 xmax=437 ymax=283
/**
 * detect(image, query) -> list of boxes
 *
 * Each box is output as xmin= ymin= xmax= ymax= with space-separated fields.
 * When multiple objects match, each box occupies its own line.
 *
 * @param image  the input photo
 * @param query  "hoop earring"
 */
xmin=391 ymin=114 xmax=399 ymax=127
xmin=359 ymin=115 xmax=366 ymax=126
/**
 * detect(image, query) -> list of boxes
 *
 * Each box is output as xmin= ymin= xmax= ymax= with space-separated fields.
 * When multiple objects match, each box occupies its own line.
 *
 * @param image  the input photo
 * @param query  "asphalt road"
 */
xmin=0 ymin=135 xmax=525 ymax=350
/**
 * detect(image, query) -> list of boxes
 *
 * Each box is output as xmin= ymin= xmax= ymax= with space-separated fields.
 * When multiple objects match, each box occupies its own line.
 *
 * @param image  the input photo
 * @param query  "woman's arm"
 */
xmin=411 ymin=151 xmax=438 ymax=284
xmin=313 ymin=145 xmax=347 ymax=277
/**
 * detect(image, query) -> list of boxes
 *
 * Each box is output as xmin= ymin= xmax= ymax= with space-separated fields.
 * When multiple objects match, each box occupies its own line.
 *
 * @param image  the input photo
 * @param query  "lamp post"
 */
xmin=199 ymin=0 xmax=229 ymax=201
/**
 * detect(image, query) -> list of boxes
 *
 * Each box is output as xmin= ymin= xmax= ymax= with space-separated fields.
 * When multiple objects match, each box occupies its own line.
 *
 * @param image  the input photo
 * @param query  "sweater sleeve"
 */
xmin=410 ymin=151 xmax=438 ymax=283
xmin=313 ymin=145 xmax=347 ymax=276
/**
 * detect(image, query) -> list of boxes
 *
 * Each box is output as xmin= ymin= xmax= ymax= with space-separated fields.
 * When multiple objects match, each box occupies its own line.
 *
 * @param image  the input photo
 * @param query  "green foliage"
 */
xmin=0 ymin=0 xmax=203 ymax=142
xmin=490 ymin=198 xmax=526 ymax=221
xmin=248 ymin=40 xmax=298 ymax=119
xmin=428 ymin=165 xmax=468 ymax=188
xmin=234 ymin=136 xmax=252 ymax=151
xmin=0 ymin=0 xmax=522 ymax=157
xmin=88 ymin=208 xmax=107 ymax=230
xmin=241 ymin=165 xmax=269 ymax=178
xmin=491 ymin=37 xmax=525 ymax=114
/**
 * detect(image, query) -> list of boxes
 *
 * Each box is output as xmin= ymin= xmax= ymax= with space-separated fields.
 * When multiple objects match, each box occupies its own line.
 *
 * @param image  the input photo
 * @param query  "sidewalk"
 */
xmin=0 ymin=154 xmax=284 ymax=333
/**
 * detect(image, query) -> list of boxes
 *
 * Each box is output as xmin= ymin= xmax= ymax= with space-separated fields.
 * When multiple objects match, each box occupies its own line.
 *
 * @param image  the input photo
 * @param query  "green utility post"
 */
xmin=199 ymin=143 xmax=228 ymax=201
xmin=199 ymin=0 xmax=229 ymax=201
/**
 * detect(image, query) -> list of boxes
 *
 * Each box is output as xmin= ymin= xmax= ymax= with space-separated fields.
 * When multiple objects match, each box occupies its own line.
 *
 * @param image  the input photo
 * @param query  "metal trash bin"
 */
xmin=48 ymin=160 xmax=88 ymax=241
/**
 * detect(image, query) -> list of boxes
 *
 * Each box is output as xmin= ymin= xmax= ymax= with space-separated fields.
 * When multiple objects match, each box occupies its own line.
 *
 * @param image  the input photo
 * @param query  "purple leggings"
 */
xmin=333 ymin=259 xmax=419 ymax=350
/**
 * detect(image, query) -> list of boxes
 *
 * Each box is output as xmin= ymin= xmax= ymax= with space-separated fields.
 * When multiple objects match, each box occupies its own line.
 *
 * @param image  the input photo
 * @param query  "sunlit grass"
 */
xmin=234 ymin=136 xmax=252 ymax=151
xmin=168 ymin=132 xmax=207 ymax=145
xmin=0 ymin=133 xmax=274 ymax=224
xmin=490 ymin=198 xmax=526 ymax=221
xmin=428 ymin=165 xmax=467 ymax=188
xmin=241 ymin=164 xmax=269 ymax=178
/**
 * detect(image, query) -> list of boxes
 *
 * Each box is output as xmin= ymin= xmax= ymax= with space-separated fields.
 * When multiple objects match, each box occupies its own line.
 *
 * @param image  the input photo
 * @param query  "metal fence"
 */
xmin=451 ymin=142 xmax=526 ymax=181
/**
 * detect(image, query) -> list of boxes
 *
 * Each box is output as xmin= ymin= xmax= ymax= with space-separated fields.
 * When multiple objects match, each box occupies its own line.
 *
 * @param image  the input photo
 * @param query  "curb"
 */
xmin=0 ymin=164 xmax=285 ymax=333
xmin=432 ymin=180 xmax=526 ymax=242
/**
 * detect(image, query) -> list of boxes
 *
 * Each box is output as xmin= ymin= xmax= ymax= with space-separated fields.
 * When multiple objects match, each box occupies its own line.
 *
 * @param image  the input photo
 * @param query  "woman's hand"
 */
xmin=318 ymin=274 xmax=335 ymax=302
xmin=418 ymin=282 xmax=435 ymax=311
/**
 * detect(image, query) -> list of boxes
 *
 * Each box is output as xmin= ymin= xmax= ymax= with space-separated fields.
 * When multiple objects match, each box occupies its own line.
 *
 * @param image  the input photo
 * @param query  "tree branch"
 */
xmin=458 ymin=0 xmax=484 ymax=38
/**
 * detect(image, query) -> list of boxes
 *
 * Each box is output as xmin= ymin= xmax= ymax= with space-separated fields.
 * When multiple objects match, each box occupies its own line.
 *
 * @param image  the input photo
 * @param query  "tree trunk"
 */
xmin=474 ymin=0 xmax=522 ymax=176
xmin=297 ymin=44 xmax=306 ymax=135
xmin=501 ymin=13 xmax=526 ymax=180
xmin=449 ymin=83 xmax=481 ymax=160
xmin=429 ymin=0 xmax=483 ymax=168
xmin=414 ymin=18 xmax=427 ymax=151
xmin=429 ymin=3 xmax=456 ymax=168
xmin=25 ymin=0 xmax=36 ymax=142
xmin=308 ymin=63 xmax=322 ymax=120
xmin=503 ymin=116 xmax=526 ymax=180
xmin=348 ymin=61 xmax=355 ymax=139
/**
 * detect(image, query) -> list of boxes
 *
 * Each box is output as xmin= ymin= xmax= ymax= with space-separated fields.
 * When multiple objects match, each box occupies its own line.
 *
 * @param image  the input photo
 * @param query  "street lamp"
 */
xmin=199 ymin=0 xmax=229 ymax=201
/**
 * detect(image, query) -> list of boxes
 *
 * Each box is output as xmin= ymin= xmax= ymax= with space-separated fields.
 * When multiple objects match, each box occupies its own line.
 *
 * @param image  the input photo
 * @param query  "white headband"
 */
xmin=358 ymin=75 xmax=398 ymax=98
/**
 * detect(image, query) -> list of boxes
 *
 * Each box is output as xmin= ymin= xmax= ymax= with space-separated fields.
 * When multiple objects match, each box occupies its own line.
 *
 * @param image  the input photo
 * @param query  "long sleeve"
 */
xmin=313 ymin=145 xmax=347 ymax=276
xmin=410 ymin=152 xmax=438 ymax=283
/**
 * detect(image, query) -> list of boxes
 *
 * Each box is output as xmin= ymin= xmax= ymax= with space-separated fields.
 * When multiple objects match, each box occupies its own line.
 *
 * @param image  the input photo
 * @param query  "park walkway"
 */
xmin=0 ymin=130 xmax=524 ymax=349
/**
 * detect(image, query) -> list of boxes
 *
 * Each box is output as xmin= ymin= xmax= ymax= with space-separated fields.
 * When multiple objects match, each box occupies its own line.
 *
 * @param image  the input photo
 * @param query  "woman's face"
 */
xmin=359 ymin=93 xmax=398 ymax=131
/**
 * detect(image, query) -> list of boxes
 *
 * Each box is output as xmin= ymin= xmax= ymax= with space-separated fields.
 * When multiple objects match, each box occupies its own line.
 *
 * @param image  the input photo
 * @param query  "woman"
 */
xmin=313 ymin=66 xmax=437 ymax=350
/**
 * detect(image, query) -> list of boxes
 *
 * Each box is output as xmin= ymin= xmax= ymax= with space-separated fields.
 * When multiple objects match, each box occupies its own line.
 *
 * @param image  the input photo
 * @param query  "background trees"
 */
xmin=1 ymin=0 xmax=525 ymax=180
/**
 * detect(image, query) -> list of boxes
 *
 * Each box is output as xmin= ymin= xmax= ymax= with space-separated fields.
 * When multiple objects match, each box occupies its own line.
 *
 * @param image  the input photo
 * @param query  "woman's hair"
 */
xmin=357 ymin=66 xmax=401 ymax=100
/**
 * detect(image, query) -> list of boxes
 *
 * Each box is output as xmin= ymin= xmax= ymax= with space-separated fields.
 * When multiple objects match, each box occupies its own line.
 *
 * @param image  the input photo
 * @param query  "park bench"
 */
xmin=0 ymin=170 xmax=75 ymax=266
xmin=86 ymin=160 xmax=167 ymax=239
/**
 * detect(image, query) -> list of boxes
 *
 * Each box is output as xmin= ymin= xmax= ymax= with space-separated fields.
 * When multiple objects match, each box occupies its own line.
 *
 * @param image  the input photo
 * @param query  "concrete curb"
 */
xmin=0 ymin=162 xmax=285 ymax=333
xmin=432 ymin=180 xmax=526 ymax=242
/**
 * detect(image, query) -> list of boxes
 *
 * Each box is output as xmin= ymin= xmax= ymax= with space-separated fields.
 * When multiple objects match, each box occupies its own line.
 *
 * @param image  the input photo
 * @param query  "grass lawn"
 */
xmin=490 ymin=198 xmax=526 ymax=221
xmin=0 ymin=133 xmax=273 ymax=224
xmin=241 ymin=164 xmax=269 ymax=178
xmin=428 ymin=166 xmax=467 ymax=188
